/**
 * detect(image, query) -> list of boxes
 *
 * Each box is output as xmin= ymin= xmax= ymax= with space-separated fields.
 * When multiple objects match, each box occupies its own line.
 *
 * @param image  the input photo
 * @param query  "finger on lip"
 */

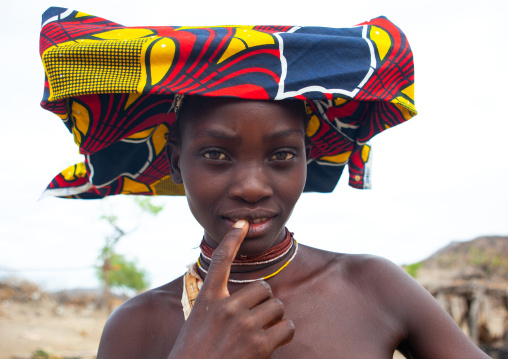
xmin=198 ymin=219 xmax=249 ymax=297
xmin=233 ymin=219 xmax=248 ymax=228
xmin=225 ymin=217 xmax=273 ymax=225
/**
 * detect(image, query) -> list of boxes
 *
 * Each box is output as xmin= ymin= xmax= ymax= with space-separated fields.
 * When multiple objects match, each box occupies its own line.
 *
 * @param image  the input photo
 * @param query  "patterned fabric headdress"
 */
xmin=40 ymin=7 xmax=416 ymax=199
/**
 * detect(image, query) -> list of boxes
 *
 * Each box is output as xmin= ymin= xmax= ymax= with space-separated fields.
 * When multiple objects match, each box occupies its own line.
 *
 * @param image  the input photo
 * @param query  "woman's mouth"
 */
xmin=230 ymin=218 xmax=268 ymax=224
xmin=223 ymin=216 xmax=275 ymax=237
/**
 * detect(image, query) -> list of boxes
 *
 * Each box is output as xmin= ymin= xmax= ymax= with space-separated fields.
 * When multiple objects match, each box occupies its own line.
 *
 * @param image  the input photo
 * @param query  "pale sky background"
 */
xmin=0 ymin=0 xmax=507 ymax=291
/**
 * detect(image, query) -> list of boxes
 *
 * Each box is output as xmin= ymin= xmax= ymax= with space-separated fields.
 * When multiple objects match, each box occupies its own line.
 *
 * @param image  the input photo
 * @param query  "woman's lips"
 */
xmin=224 ymin=217 xmax=275 ymax=237
xmin=230 ymin=217 xmax=267 ymax=224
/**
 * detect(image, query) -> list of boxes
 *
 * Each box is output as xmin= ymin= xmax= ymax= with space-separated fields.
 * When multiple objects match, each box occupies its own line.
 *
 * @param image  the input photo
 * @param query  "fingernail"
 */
xmin=233 ymin=219 xmax=247 ymax=228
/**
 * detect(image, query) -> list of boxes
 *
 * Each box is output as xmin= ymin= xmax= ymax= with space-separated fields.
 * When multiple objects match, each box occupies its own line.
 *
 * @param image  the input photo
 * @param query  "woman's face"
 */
xmin=168 ymin=97 xmax=308 ymax=255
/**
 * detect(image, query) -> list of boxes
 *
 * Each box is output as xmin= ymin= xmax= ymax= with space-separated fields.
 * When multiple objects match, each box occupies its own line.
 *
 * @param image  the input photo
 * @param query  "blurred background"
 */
xmin=0 ymin=0 xmax=507 ymax=357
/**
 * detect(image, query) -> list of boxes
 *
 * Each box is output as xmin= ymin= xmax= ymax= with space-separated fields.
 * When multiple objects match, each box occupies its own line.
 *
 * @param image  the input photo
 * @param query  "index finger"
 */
xmin=200 ymin=220 xmax=249 ymax=298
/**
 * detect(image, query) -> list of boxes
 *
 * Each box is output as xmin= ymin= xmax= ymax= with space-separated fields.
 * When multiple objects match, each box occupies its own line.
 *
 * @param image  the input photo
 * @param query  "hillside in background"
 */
xmin=406 ymin=235 xmax=508 ymax=285
xmin=405 ymin=235 xmax=508 ymax=357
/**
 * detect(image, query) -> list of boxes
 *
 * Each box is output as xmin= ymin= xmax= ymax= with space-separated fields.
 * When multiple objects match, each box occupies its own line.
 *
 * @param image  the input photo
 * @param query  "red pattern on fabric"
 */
xmin=39 ymin=8 xmax=417 ymax=198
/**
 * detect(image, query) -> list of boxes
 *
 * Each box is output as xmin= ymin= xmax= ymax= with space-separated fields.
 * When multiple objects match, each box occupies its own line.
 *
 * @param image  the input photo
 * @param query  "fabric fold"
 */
xmin=39 ymin=7 xmax=417 ymax=198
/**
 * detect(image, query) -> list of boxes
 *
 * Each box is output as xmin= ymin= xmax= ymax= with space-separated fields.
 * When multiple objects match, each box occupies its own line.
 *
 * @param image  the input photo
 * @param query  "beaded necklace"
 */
xmin=196 ymin=231 xmax=299 ymax=284
xmin=199 ymin=229 xmax=294 ymax=264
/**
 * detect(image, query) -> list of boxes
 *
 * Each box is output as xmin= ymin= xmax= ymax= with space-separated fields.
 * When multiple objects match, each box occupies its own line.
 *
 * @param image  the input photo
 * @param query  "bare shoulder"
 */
xmin=97 ymin=276 xmax=186 ymax=359
xmin=302 ymin=248 xmax=417 ymax=317
xmin=300 ymin=247 xmax=489 ymax=358
xmin=339 ymin=253 xmax=419 ymax=304
xmin=299 ymin=245 xmax=405 ymax=284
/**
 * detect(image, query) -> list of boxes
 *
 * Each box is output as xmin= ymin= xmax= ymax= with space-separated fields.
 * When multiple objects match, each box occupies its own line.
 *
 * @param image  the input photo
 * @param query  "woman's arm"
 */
xmin=360 ymin=255 xmax=490 ymax=359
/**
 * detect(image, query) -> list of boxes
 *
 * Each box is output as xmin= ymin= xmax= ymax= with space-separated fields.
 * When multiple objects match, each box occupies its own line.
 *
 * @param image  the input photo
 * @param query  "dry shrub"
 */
xmin=0 ymin=276 xmax=46 ymax=302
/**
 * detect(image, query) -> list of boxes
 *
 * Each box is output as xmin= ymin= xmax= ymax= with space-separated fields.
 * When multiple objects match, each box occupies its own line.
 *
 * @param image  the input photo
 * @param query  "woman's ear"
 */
xmin=165 ymin=140 xmax=183 ymax=184
xmin=305 ymin=137 xmax=312 ymax=161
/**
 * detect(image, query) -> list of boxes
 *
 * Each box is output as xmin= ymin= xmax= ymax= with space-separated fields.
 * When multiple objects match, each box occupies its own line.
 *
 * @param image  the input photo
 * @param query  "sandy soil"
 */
xmin=0 ymin=298 xmax=108 ymax=359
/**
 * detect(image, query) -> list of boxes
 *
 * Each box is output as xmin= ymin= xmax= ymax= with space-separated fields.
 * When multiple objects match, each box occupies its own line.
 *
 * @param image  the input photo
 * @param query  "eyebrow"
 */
xmin=189 ymin=129 xmax=239 ymax=141
xmin=189 ymin=128 xmax=305 ymax=142
xmin=263 ymin=129 xmax=305 ymax=142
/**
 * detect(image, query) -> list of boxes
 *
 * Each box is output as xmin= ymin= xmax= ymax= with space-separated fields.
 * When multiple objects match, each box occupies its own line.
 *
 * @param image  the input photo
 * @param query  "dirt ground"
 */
xmin=0 ymin=298 xmax=108 ymax=359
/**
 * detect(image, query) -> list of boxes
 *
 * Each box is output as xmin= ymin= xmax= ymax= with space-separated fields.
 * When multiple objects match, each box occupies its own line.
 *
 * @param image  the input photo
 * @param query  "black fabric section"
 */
xmin=304 ymin=161 xmax=344 ymax=193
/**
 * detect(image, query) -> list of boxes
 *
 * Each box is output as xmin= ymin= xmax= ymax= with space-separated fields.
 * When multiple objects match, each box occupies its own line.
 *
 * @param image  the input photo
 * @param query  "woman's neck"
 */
xmin=197 ymin=229 xmax=298 ymax=283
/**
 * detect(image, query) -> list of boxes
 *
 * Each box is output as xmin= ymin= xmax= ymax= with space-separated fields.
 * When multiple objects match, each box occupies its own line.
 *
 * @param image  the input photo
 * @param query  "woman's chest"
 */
xmin=152 ymin=274 xmax=405 ymax=358
xmin=268 ymin=284 xmax=403 ymax=358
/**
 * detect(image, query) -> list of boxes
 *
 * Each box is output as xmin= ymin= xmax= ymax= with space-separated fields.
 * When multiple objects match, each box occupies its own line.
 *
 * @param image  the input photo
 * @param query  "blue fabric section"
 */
xmin=279 ymin=28 xmax=370 ymax=95
xmin=88 ymin=141 xmax=150 ymax=187
xmin=304 ymin=161 xmax=344 ymax=193
xmin=41 ymin=7 xmax=68 ymax=27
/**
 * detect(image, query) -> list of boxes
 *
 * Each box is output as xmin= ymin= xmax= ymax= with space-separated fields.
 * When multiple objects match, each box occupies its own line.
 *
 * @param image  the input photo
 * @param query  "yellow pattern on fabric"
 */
xmin=121 ymin=177 xmax=151 ymax=194
xmin=391 ymin=97 xmax=417 ymax=120
xmin=361 ymin=145 xmax=371 ymax=163
xmin=235 ymin=28 xmax=275 ymax=47
xmin=43 ymin=38 xmax=147 ymax=101
xmin=149 ymin=38 xmax=176 ymax=85
xmin=218 ymin=38 xmax=246 ymax=63
xmin=396 ymin=105 xmax=415 ymax=121
xmin=137 ymin=37 xmax=161 ymax=93
xmin=306 ymin=115 xmax=320 ymax=137
xmin=151 ymin=176 xmax=186 ymax=195
xmin=93 ymin=29 xmax=154 ymax=40
xmin=124 ymin=93 xmax=142 ymax=109
xmin=72 ymin=127 xmax=81 ymax=146
xmin=175 ymin=25 xmax=255 ymax=31
xmin=218 ymin=29 xmax=275 ymax=63
xmin=126 ymin=127 xmax=154 ymax=140
xmin=334 ymin=98 xmax=348 ymax=106
xmin=319 ymin=151 xmax=352 ymax=165
xmin=71 ymin=101 xmax=90 ymax=146
xmin=401 ymin=84 xmax=415 ymax=100
xmin=75 ymin=163 xmax=87 ymax=178
xmin=152 ymin=124 xmax=169 ymax=155
xmin=61 ymin=163 xmax=87 ymax=181
xmin=370 ymin=26 xmax=392 ymax=61
xmin=370 ymin=26 xmax=391 ymax=61
xmin=75 ymin=12 xmax=91 ymax=18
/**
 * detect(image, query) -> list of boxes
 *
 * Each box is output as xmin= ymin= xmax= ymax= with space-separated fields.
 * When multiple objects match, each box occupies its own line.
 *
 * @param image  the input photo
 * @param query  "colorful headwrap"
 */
xmin=40 ymin=7 xmax=416 ymax=199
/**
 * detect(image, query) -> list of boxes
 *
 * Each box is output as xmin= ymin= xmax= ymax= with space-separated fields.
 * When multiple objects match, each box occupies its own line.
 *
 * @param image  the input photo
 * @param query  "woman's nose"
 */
xmin=229 ymin=166 xmax=273 ymax=203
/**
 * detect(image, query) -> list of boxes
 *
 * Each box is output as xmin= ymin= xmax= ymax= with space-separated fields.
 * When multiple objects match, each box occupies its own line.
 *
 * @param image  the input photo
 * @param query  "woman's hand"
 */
xmin=167 ymin=220 xmax=295 ymax=359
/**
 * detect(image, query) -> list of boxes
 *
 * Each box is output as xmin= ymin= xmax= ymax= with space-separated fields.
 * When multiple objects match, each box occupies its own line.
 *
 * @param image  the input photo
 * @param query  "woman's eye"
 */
xmin=204 ymin=151 xmax=228 ymax=160
xmin=270 ymin=151 xmax=295 ymax=161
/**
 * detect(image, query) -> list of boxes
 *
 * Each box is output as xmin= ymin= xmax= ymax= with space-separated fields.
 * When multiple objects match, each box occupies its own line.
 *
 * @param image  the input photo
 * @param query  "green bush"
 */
xmin=403 ymin=261 xmax=423 ymax=278
xmin=97 ymin=254 xmax=149 ymax=293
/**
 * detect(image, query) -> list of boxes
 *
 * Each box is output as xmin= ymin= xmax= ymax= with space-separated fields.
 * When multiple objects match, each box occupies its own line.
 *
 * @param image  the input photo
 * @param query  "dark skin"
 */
xmin=97 ymin=98 xmax=489 ymax=359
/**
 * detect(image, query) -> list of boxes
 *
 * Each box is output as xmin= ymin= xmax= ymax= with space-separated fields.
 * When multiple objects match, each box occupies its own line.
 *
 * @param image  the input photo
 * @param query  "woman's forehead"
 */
xmin=178 ymin=96 xmax=307 ymax=134
xmin=182 ymin=96 xmax=305 ymax=116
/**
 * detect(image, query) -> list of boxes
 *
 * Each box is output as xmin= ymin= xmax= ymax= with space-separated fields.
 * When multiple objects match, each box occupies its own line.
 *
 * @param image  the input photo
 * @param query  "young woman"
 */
xmin=93 ymin=96 xmax=488 ymax=358
xmin=38 ymin=7 xmax=489 ymax=358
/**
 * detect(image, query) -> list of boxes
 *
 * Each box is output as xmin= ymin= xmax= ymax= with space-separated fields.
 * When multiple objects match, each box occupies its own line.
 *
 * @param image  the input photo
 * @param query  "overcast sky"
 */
xmin=0 ymin=0 xmax=506 ymax=291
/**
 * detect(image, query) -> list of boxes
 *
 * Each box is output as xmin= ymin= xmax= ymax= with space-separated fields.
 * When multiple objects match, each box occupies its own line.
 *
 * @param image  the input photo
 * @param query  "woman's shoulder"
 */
xmin=300 ymin=244 xmax=404 ymax=280
xmin=300 ymin=246 xmax=489 ymax=357
xmin=114 ymin=275 xmax=184 ymax=318
xmin=300 ymin=245 xmax=416 ymax=311
xmin=97 ymin=276 xmax=186 ymax=358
